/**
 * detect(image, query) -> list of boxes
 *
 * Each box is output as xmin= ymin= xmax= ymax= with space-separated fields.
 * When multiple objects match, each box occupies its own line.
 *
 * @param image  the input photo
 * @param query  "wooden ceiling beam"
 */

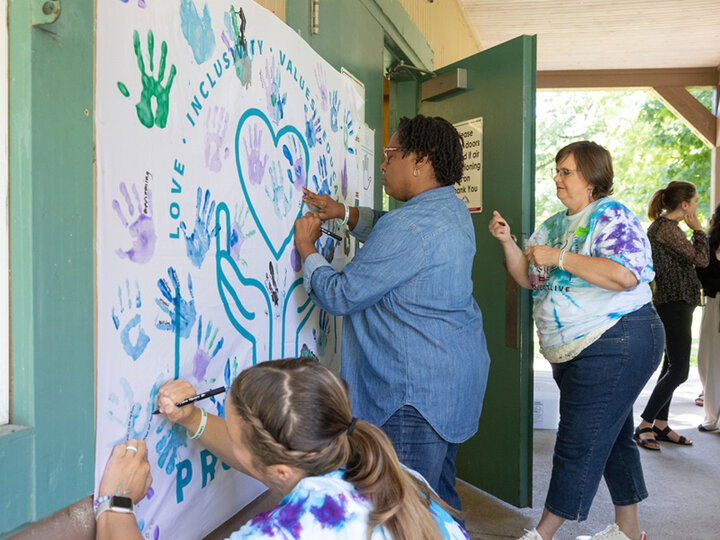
xmin=652 ymin=86 xmax=716 ymax=148
xmin=538 ymin=68 xmax=719 ymax=89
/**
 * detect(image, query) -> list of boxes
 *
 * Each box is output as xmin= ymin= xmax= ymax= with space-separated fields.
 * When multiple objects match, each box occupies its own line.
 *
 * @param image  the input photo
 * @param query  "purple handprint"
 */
xmin=179 ymin=187 xmax=218 ymax=269
xmin=192 ymin=315 xmax=224 ymax=381
xmin=205 ymin=106 xmax=230 ymax=172
xmin=304 ymin=104 xmax=321 ymax=149
xmin=244 ymin=125 xmax=268 ymax=185
xmin=282 ymin=136 xmax=306 ymax=192
xmin=314 ymin=64 xmax=329 ymax=111
xmin=113 ymin=180 xmax=156 ymax=264
xmin=340 ymin=159 xmax=348 ymax=199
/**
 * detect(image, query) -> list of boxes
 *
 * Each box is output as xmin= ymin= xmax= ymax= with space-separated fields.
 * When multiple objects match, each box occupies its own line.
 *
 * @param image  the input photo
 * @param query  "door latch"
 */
xmin=32 ymin=0 xmax=61 ymax=26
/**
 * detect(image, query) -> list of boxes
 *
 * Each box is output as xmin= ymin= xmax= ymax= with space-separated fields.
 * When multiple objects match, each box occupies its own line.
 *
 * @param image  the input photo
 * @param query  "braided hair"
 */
xmin=396 ymin=115 xmax=464 ymax=186
xmin=228 ymin=358 xmax=458 ymax=540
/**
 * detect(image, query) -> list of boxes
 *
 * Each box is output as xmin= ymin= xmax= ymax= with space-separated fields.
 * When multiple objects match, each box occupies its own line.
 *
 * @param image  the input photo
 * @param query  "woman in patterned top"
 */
xmin=634 ymin=181 xmax=709 ymax=450
xmin=96 ymin=358 xmax=468 ymax=540
xmin=490 ymin=141 xmax=663 ymax=540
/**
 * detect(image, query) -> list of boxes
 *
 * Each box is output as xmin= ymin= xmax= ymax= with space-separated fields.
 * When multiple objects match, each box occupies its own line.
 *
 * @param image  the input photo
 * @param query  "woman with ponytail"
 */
xmin=635 ymin=181 xmax=709 ymax=450
xmin=96 ymin=358 xmax=467 ymax=540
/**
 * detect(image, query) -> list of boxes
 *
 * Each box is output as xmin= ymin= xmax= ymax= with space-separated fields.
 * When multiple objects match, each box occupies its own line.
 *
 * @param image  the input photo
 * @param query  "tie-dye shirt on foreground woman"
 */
xmin=228 ymin=469 xmax=468 ymax=539
xmin=528 ymin=198 xmax=654 ymax=351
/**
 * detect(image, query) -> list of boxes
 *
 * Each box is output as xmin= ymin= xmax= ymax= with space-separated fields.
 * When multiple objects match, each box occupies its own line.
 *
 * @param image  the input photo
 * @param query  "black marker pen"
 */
xmin=152 ymin=386 xmax=226 ymax=415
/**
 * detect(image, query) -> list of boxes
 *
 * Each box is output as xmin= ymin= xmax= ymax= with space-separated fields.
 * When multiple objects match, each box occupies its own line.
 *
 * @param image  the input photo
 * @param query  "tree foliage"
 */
xmin=536 ymin=90 xmax=712 ymax=227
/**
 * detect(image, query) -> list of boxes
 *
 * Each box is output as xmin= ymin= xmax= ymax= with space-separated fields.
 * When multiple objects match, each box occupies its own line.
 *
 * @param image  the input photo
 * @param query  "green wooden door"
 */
xmin=390 ymin=35 xmax=536 ymax=507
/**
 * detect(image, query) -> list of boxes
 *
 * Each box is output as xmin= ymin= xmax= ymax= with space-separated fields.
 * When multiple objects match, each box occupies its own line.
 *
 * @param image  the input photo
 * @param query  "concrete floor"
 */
xmin=460 ymin=365 xmax=720 ymax=540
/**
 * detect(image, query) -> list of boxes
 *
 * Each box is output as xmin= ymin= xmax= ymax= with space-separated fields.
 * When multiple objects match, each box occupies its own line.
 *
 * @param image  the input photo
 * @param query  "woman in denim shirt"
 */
xmin=490 ymin=141 xmax=664 ymax=540
xmin=294 ymin=115 xmax=491 ymax=515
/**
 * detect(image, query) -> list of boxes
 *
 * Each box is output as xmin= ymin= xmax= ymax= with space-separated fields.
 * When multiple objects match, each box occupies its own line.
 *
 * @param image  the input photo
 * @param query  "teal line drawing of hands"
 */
xmin=112 ymin=180 xmax=156 ymax=264
xmin=215 ymin=202 xmax=273 ymax=365
xmin=111 ymin=279 xmax=150 ymax=362
xmin=282 ymin=278 xmax=315 ymax=358
xmin=180 ymin=187 xmax=218 ymax=269
xmin=155 ymin=267 xmax=197 ymax=339
xmin=192 ymin=315 xmax=224 ymax=381
xmin=117 ymin=30 xmax=177 ymax=129
xmin=180 ymin=0 xmax=216 ymax=65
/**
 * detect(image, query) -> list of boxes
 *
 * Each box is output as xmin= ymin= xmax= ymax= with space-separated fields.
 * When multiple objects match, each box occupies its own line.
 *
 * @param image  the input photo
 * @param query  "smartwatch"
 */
xmin=95 ymin=495 xmax=135 ymax=519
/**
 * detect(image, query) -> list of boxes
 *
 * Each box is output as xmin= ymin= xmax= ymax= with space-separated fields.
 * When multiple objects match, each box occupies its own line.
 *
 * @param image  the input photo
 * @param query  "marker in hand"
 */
xmin=319 ymin=226 xmax=342 ymax=241
xmin=152 ymin=386 xmax=226 ymax=415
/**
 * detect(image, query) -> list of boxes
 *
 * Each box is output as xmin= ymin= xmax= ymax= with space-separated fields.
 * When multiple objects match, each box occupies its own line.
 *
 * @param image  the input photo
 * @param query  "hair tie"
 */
xmin=347 ymin=417 xmax=358 ymax=436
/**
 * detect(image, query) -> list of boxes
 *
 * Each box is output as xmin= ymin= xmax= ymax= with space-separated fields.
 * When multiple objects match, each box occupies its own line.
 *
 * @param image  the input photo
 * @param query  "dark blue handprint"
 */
xmin=155 ymin=267 xmax=197 ymax=339
xmin=282 ymin=136 xmax=306 ymax=192
xmin=180 ymin=187 xmax=218 ymax=268
xmin=343 ymin=109 xmax=355 ymax=155
xmin=312 ymin=155 xmax=335 ymax=197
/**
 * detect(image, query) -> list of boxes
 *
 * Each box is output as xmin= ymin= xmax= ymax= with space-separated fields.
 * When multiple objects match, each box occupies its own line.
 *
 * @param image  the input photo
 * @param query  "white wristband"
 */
xmin=340 ymin=203 xmax=350 ymax=227
xmin=189 ymin=408 xmax=207 ymax=440
xmin=558 ymin=248 xmax=567 ymax=270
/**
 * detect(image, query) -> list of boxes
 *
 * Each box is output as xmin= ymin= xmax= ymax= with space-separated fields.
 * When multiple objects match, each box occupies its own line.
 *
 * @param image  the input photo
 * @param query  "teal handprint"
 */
xmin=180 ymin=0 xmax=216 ymax=65
xmin=118 ymin=30 xmax=177 ymax=129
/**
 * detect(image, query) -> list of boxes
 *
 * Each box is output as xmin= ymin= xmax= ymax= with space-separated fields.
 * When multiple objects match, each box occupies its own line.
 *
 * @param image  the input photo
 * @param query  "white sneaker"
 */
xmin=576 ymin=523 xmax=647 ymax=540
xmin=517 ymin=529 xmax=546 ymax=540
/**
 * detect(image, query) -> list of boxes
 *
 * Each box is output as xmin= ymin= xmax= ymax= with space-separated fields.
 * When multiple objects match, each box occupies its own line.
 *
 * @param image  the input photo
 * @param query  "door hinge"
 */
xmin=32 ymin=0 xmax=61 ymax=27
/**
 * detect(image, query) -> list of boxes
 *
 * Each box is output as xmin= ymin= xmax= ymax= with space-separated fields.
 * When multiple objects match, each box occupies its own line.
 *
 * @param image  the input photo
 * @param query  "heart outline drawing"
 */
xmin=234 ymin=107 xmax=309 ymax=261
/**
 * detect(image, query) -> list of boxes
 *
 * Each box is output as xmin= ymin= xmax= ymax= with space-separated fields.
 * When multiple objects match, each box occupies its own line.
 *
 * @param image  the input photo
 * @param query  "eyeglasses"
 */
xmin=552 ymin=167 xmax=578 ymax=178
xmin=383 ymin=146 xmax=403 ymax=161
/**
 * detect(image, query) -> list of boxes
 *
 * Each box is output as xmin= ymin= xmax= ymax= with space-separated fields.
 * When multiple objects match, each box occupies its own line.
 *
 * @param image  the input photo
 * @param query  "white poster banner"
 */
xmin=454 ymin=118 xmax=483 ymax=213
xmin=95 ymin=1 xmax=361 ymax=538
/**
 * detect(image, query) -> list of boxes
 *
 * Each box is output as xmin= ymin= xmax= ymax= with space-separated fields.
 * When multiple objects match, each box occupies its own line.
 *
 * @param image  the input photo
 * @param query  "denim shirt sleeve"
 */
xmin=349 ymin=206 xmax=386 ymax=243
xmin=304 ymin=213 xmax=424 ymax=316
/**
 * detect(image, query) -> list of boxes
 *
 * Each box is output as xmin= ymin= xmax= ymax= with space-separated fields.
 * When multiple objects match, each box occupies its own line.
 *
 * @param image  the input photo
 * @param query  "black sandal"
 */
xmin=633 ymin=426 xmax=660 ymax=451
xmin=652 ymin=425 xmax=693 ymax=446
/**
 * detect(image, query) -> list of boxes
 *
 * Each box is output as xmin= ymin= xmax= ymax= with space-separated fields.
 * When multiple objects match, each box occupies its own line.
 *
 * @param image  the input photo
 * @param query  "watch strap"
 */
xmin=94 ymin=495 xmax=135 ymax=520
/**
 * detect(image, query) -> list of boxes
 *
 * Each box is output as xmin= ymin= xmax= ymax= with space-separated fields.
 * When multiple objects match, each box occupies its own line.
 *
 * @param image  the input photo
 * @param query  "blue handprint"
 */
xmin=229 ymin=203 xmax=256 ymax=263
xmin=312 ymin=155 xmax=335 ymax=197
xmin=265 ymin=161 xmax=293 ymax=219
xmin=209 ymin=357 xmax=239 ymax=418
xmin=155 ymin=421 xmax=187 ymax=475
xmin=329 ymin=90 xmax=340 ymax=132
xmin=313 ymin=310 xmax=330 ymax=357
xmin=343 ymin=109 xmax=355 ymax=155
xmin=107 ymin=377 xmax=161 ymax=444
xmin=180 ymin=0 xmax=216 ymax=64
xmin=180 ymin=187 xmax=218 ymax=268
xmin=318 ymin=234 xmax=336 ymax=264
xmin=192 ymin=315 xmax=224 ymax=381
xmin=304 ymin=105 xmax=322 ymax=149
xmin=155 ymin=267 xmax=197 ymax=339
xmin=112 ymin=279 xmax=150 ymax=362
xmin=215 ymin=202 xmax=274 ymax=364
xmin=282 ymin=136 xmax=306 ymax=192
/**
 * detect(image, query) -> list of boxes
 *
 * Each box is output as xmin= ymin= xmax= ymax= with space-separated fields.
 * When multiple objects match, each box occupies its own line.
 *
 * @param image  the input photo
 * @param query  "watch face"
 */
xmin=111 ymin=496 xmax=134 ymax=509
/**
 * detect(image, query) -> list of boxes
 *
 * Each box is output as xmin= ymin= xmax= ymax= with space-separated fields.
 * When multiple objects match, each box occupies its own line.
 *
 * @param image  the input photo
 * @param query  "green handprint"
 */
xmin=118 ymin=30 xmax=177 ymax=129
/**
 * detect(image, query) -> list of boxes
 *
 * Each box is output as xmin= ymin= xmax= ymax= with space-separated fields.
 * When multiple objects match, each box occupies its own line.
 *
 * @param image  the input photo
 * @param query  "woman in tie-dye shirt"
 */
xmin=490 ymin=141 xmax=664 ymax=540
xmin=97 ymin=358 xmax=467 ymax=540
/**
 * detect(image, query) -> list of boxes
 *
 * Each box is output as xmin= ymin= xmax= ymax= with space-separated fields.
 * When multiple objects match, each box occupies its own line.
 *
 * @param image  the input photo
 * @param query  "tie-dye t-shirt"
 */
xmin=528 ymin=198 xmax=654 ymax=351
xmin=227 ymin=469 xmax=468 ymax=540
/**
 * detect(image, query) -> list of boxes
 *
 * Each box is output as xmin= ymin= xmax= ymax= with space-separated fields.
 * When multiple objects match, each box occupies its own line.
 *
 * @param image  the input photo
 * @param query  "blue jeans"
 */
xmin=545 ymin=303 xmax=664 ymax=521
xmin=380 ymin=405 xmax=463 ymax=515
